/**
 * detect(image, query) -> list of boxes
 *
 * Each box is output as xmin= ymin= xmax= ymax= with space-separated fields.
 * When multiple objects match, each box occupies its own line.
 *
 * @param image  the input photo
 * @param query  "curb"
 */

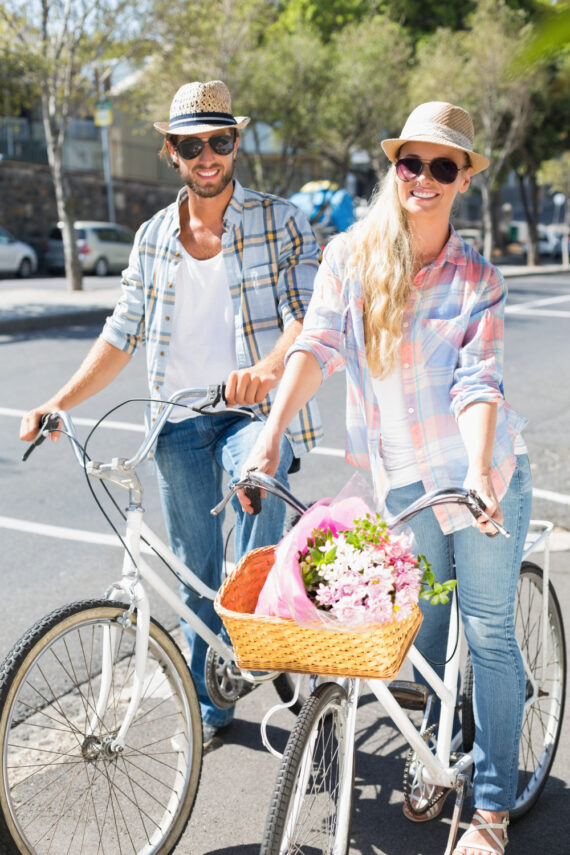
xmin=0 ymin=307 xmax=111 ymax=334
xmin=0 ymin=265 xmax=567 ymax=335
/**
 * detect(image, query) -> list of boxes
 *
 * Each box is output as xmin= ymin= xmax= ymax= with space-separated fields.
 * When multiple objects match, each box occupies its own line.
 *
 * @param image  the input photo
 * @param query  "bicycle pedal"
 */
xmin=388 ymin=680 xmax=431 ymax=710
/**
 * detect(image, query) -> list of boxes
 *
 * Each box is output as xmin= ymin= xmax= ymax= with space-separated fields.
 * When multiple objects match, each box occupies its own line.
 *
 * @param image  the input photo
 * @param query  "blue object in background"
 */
xmin=290 ymin=181 xmax=355 ymax=236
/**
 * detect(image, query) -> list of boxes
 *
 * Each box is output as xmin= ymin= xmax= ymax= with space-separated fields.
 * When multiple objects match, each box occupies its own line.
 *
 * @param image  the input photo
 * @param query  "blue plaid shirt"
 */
xmin=102 ymin=180 xmax=323 ymax=455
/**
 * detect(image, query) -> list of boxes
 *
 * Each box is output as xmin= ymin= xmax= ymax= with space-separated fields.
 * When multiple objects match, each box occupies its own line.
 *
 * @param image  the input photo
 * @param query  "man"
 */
xmin=20 ymin=79 xmax=322 ymax=747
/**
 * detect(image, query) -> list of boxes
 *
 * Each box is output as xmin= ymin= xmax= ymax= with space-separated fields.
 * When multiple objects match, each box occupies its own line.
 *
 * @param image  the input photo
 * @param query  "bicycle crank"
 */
xmin=205 ymin=646 xmax=254 ymax=708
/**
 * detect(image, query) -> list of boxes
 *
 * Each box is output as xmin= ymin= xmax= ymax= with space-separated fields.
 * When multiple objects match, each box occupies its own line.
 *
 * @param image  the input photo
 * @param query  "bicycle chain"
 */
xmin=402 ymin=724 xmax=448 ymax=817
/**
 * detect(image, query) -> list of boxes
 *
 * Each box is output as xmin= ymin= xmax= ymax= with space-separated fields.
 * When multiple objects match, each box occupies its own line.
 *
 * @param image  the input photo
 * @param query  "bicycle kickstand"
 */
xmin=443 ymin=773 xmax=470 ymax=855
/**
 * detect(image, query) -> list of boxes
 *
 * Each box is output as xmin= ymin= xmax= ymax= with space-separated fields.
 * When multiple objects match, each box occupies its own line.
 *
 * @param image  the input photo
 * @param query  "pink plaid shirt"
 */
xmin=289 ymin=227 xmax=527 ymax=533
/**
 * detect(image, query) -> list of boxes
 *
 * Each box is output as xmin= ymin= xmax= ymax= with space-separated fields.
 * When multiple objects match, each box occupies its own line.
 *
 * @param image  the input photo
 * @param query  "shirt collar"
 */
xmin=429 ymin=224 xmax=467 ymax=270
xmin=173 ymin=179 xmax=244 ymax=233
xmin=224 ymin=179 xmax=244 ymax=227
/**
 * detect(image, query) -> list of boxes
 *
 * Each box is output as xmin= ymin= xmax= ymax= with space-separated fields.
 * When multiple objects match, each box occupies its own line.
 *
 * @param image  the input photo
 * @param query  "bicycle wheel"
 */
xmin=511 ymin=561 xmax=566 ymax=819
xmin=261 ymin=682 xmax=354 ymax=855
xmin=460 ymin=561 xmax=566 ymax=820
xmin=0 ymin=599 xmax=202 ymax=855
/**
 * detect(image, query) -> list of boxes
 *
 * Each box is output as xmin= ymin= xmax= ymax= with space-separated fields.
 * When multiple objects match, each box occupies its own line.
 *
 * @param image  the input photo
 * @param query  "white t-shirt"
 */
xmin=371 ymin=361 xmax=421 ymax=488
xmin=163 ymin=248 xmax=237 ymax=421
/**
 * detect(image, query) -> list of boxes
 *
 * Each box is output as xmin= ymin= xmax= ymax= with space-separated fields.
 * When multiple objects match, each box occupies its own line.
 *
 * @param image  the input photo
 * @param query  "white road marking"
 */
xmin=2 ymin=409 xmax=569 ymax=507
xmin=506 ymin=293 xmax=570 ymax=318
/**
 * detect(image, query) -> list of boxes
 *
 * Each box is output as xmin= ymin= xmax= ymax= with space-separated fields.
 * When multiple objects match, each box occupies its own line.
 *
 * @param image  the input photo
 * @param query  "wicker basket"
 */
xmin=215 ymin=545 xmax=423 ymax=680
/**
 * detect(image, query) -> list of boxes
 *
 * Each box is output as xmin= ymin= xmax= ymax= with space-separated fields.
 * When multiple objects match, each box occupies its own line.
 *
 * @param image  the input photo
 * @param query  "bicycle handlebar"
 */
xmin=21 ymin=384 xmax=260 ymax=474
xmin=213 ymin=471 xmax=510 ymax=538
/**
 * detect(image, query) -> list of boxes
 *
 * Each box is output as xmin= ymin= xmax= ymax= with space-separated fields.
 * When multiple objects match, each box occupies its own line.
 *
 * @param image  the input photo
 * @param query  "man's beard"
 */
xmin=185 ymin=161 xmax=235 ymax=198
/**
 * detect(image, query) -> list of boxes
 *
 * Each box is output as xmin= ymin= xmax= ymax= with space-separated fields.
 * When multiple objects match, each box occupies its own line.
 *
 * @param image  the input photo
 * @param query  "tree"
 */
xmin=0 ymin=1 xmax=153 ymax=291
xmin=538 ymin=152 xmax=570 ymax=265
xmin=275 ymin=0 xmax=379 ymax=41
xmin=315 ymin=15 xmax=412 ymax=181
xmin=409 ymin=0 xmax=538 ymax=259
xmin=508 ymin=57 xmax=570 ymax=265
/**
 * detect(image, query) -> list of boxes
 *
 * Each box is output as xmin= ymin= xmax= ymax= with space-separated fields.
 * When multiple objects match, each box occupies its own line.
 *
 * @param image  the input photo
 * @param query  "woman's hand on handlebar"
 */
xmin=464 ymin=470 xmax=503 ymax=536
xmin=237 ymin=427 xmax=282 ymax=514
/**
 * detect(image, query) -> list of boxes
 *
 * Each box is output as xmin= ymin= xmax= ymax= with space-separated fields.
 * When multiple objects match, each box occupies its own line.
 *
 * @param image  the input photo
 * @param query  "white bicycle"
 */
xmin=0 ymin=386 xmax=307 ymax=855
xmin=230 ymin=485 xmax=566 ymax=855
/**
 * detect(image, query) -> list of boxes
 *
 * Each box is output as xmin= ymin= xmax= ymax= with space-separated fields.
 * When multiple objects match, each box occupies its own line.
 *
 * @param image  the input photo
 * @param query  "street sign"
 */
xmin=94 ymin=99 xmax=113 ymax=127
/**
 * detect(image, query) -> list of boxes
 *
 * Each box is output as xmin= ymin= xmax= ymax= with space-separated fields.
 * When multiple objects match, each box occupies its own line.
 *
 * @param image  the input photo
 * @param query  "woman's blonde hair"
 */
xmin=347 ymin=166 xmax=416 ymax=379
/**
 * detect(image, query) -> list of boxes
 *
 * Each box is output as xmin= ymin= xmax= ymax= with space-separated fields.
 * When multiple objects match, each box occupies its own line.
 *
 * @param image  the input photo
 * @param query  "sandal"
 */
xmin=403 ymin=786 xmax=452 ymax=822
xmin=453 ymin=813 xmax=509 ymax=854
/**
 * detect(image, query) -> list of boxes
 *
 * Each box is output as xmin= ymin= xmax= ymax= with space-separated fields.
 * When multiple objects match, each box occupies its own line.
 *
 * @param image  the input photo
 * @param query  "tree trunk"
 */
xmin=41 ymin=102 xmax=83 ymax=291
xmin=480 ymin=179 xmax=494 ymax=260
xmin=517 ymin=171 xmax=540 ymax=268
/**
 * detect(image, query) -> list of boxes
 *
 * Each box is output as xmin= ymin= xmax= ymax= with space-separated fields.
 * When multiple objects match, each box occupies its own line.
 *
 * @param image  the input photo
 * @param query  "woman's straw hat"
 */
xmin=381 ymin=102 xmax=489 ymax=175
xmin=154 ymin=80 xmax=250 ymax=136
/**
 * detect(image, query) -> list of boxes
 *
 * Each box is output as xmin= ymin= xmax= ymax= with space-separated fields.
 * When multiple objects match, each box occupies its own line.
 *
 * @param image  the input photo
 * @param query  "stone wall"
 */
xmin=0 ymin=158 xmax=264 ymax=269
xmin=0 ymin=160 xmax=186 ymax=266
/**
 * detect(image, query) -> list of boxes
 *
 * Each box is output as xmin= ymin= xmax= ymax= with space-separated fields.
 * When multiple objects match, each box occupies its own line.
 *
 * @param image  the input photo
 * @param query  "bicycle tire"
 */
xmin=460 ymin=561 xmax=566 ymax=820
xmin=261 ymin=681 xmax=354 ymax=855
xmin=511 ymin=561 xmax=566 ymax=818
xmin=0 ymin=599 xmax=202 ymax=855
xmin=273 ymin=673 xmax=325 ymax=716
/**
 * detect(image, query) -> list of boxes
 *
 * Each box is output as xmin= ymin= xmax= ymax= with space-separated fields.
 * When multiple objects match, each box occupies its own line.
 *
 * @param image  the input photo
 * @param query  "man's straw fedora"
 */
xmin=381 ymin=102 xmax=489 ymax=175
xmin=154 ymin=80 xmax=250 ymax=136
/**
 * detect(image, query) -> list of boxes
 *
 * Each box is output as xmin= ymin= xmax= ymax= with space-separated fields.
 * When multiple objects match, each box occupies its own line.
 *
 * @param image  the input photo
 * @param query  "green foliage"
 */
xmin=276 ymin=0 xmax=379 ymax=40
xmin=418 ymin=562 xmax=457 ymax=605
xmin=511 ymin=1 xmax=570 ymax=71
xmin=538 ymin=152 xmax=570 ymax=198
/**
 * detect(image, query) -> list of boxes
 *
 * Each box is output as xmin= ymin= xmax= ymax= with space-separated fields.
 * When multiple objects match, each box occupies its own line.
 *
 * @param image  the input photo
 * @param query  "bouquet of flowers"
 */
xmin=255 ymin=484 xmax=456 ymax=631
xmin=298 ymin=513 xmax=455 ymax=626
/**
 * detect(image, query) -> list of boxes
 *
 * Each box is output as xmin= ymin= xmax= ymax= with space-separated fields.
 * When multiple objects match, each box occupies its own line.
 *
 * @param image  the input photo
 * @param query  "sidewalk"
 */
xmin=0 ymin=263 xmax=568 ymax=335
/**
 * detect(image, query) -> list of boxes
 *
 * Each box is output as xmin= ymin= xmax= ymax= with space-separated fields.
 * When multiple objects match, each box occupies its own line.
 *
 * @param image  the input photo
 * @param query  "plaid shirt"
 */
xmin=102 ymin=180 xmax=323 ymax=456
xmin=289 ymin=227 xmax=527 ymax=533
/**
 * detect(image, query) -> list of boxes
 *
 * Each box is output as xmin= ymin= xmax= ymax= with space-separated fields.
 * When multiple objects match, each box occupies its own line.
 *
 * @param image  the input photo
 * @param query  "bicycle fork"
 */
xmin=87 ymin=507 xmax=150 ymax=754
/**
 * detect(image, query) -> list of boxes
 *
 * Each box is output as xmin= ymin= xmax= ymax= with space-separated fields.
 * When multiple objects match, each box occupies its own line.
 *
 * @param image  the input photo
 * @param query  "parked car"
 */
xmin=45 ymin=221 xmax=135 ymax=276
xmin=456 ymin=227 xmax=483 ymax=253
xmin=0 ymin=225 xmax=38 ymax=278
xmin=524 ymin=229 xmax=561 ymax=260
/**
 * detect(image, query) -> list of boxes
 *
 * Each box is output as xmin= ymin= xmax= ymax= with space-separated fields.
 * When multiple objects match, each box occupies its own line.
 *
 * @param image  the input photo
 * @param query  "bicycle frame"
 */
xmin=44 ymin=389 xmax=278 ymax=751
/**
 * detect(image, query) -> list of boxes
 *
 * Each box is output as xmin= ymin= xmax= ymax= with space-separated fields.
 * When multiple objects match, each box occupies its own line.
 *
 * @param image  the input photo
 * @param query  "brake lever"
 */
xmin=22 ymin=413 xmax=61 ymax=462
xmin=467 ymin=490 xmax=510 ymax=538
xmin=191 ymin=383 xmax=257 ymax=420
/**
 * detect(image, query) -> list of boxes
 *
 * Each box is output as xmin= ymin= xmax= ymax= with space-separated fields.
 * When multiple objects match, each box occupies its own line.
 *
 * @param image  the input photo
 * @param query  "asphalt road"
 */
xmin=0 ymin=270 xmax=568 ymax=854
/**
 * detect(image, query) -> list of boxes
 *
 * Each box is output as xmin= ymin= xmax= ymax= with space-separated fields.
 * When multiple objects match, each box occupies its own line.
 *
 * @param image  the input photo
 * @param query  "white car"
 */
xmin=45 ymin=221 xmax=135 ymax=276
xmin=0 ymin=226 xmax=38 ymax=278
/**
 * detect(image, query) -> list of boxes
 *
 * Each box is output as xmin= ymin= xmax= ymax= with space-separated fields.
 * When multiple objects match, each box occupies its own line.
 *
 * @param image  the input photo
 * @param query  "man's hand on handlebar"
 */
xmin=224 ymin=363 xmax=279 ymax=408
xmin=20 ymin=407 xmax=62 ymax=444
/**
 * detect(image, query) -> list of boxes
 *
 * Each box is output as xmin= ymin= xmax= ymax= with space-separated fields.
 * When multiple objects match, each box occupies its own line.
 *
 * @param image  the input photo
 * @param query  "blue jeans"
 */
xmin=385 ymin=455 xmax=532 ymax=811
xmin=155 ymin=413 xmax=293 ymax=727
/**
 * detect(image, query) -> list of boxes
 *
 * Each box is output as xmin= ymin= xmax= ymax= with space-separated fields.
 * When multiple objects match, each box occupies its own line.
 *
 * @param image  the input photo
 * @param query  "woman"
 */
xmin=241 ymin=101 xmax=531 ymax=855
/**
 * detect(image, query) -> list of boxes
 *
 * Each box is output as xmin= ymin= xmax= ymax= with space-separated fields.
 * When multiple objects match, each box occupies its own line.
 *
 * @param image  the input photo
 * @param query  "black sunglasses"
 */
xmin=174 ymin=133 xmax=236 ymax=160
xmin=395 ymin=156 xmax=465 ymax=185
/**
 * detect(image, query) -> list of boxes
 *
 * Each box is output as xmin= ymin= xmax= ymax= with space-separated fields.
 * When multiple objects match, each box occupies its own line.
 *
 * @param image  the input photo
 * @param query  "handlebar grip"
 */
xmin=468 ymin=490 xmax=500 ymax=538
xmin=21 ymin=413 xmax=60 ymax=462
xmin=244 ymin=485 xmax=262 ymax=515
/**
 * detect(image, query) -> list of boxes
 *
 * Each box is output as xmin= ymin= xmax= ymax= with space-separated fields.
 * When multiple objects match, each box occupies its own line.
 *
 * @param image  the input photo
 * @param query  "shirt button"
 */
xmin=403 ymin=322 xmax=409 ymax=328
xmin=408 ymin=407 xmax=414 ymax=414
xmin=154 ymin=385 xmax=159 ymax=390
xmin=165 ymin=316 xmax=170 ymax=321
xmin=160 ymin=351 xmax=165 ymax=357
xmin=403 ymin=362 xmax=410 ymax=369
xmin=168 ymin=282 xmax=173 ymax=288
